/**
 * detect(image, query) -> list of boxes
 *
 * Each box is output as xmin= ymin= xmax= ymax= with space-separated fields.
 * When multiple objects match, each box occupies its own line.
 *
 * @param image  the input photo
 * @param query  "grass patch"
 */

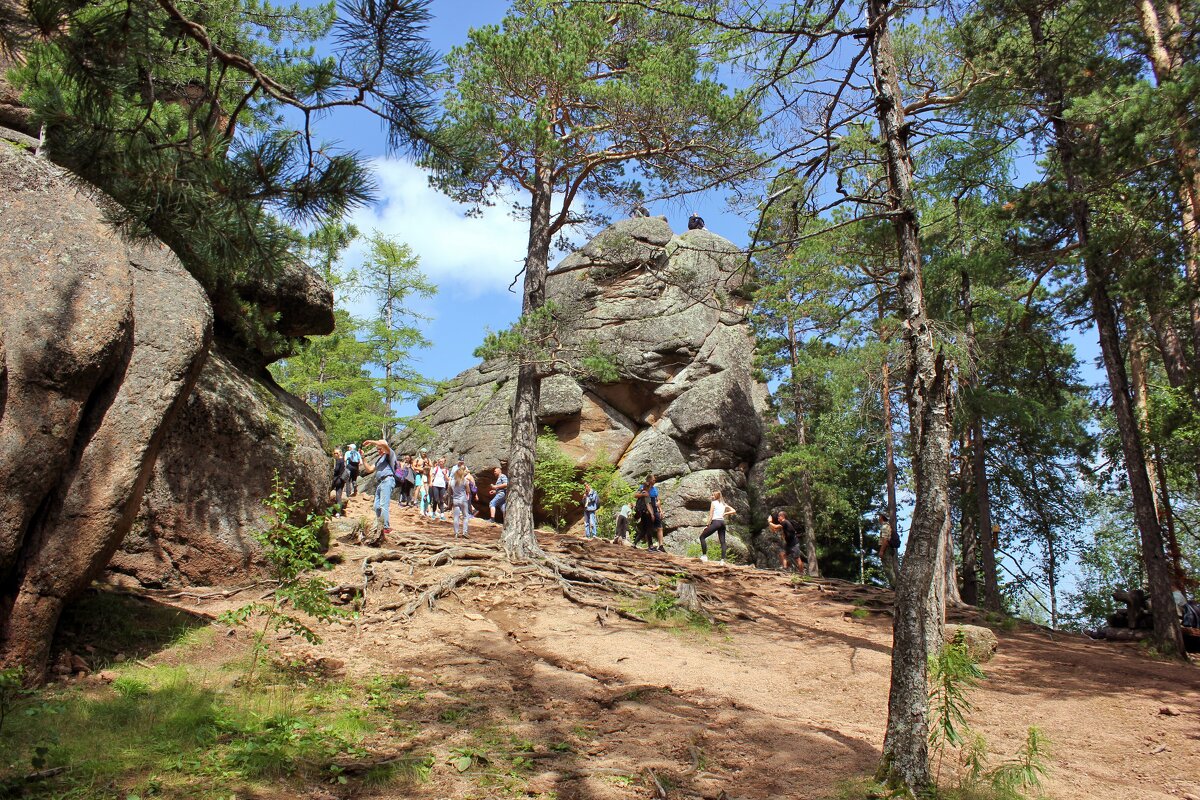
xmin=0 ymin=639 xmax=431 ymax=798
xmin=52 ymin=588 xmax=209 ymax=669
xmin=621 ymin=574 xmax=721 ymax=634
xmin=849 ymin=607 xmax=871 ymax=620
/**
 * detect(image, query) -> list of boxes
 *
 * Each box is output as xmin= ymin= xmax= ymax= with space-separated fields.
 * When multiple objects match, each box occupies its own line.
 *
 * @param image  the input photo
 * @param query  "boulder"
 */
xmin=397 ymin=217 xmax=767 ymax=537
xmin=0 ymin=143 xmax=212 ymax=678
xmin=111 ymin=347 xmax=329 ymax=586
xmin=944 ymin=624 xmax=999 ymax=663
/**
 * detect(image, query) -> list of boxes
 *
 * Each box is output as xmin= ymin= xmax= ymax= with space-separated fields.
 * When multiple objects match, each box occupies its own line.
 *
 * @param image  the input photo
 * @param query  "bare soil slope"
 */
xmin=147 ymin=495 xmax=1200 ymax=800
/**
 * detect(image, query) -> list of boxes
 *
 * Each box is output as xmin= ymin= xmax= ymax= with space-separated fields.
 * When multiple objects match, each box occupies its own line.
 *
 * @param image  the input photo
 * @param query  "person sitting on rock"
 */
xmin=489 ymin=466 xmax=508 ymax=525
xmin=699 ymin=490 xmax=734 ymax=565
xmin=687 ymin=211 xmax=705 ymax=230
xmin=769 ymin=511 xmax=805 ymax=573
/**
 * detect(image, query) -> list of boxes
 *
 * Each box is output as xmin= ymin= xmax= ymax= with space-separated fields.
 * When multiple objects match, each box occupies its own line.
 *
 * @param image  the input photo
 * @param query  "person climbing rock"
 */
xmin=687 ymin=211 xmax=705 ymax=230
xmin=769 ymin=511 xmax=805 ymax=573
xmin=363 ymin=439 xmax=397 ymax=542
xmin=582 ymin=481 xmax=599 ymax=539
xmin=345 ymin=443 xmax=361 ymax=496
xmin=489 ymin=466 xmax=508 ymax=525
xmin=699 ymin=490 xmax=734 ymax=564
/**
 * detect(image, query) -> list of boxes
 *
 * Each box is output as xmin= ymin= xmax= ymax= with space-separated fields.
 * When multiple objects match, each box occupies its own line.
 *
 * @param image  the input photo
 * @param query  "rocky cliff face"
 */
xmin=0 ymin=135 xmax=212 ymax=676
xmin=399 ymin=217 xmax=769 ymax=552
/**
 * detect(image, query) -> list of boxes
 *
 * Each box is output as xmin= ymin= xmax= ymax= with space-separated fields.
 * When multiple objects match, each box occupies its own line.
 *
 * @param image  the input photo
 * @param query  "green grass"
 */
xmin=0 ymin=652 xmax=431 ymax=799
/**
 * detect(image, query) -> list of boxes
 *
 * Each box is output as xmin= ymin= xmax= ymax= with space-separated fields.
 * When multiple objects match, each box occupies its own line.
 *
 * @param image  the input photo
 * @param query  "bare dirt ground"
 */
xmin=142 ymin=493 xmax=1200 ymax=800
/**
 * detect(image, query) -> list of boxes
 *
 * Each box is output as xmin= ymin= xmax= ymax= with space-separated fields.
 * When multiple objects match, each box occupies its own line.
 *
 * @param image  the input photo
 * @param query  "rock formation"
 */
xmin=0 ymin=136 xmax=212 ymax=677
xmin=398 ymin=217 xmax=768 ymax=553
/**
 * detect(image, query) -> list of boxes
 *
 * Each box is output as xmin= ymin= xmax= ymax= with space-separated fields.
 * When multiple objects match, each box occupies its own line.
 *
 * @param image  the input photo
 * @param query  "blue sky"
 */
xmin=314 ymin=0 xmax=756 ymax=415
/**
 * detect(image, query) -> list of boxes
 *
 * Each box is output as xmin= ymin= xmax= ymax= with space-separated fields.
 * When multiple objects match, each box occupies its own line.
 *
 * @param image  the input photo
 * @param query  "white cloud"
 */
xmin=346 ymin=157 xmax=531 ymax=298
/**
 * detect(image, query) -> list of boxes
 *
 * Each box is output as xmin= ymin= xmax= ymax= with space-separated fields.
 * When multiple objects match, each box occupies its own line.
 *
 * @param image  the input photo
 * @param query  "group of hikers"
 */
xmin=331 ymin=444 xmax=816 ymax=573
xmin=332 ymin=442 xmax=508 ymax=541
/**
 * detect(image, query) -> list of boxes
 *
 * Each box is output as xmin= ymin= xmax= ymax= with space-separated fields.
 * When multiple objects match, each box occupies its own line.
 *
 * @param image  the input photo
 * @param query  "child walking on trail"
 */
xmin=699 ymin=490 xmax=734 ymax=564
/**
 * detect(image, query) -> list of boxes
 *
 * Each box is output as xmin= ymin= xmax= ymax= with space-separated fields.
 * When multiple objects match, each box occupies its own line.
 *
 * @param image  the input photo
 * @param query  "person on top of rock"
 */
xmin=769 ymin=510 xmax=805 ymax=573
xmin=363 ymin=439 xmax=397 ymax=541
xmin=582 ymin=481 xmax=600 ymax=539
xmin=450 ymin=465 xmax=474 ymax=538
xmin=430 ymin=457 xmax=449 ymax=522
xmin=687 ymin=211 xmax=705 ymax=230
xmin=489 ymin=466 xmax=508 ymax=525
xmin=699 ymin=490 xmax=734 ymax=564
xmin=344 ymin=443 xmax=361 ymax=497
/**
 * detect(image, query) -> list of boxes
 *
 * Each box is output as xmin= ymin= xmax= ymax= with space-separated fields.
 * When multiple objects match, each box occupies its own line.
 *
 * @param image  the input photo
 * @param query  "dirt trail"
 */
xmin=156 ymin=493 xmax=1200 ymax=800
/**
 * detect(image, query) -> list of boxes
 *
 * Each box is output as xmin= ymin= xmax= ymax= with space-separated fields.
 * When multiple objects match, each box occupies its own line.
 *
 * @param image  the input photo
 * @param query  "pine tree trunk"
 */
xmin=1136 ymin=0 xmax=1200 ymax=368
xmin=502 ymin=163 xmax=553 ymax=561
xmin=1027 ymin=8 xmax=1185 ymax=658
xmin=869 ymin=1 xmax=953 ymax=791
xmin=958 ymin=430 xmax=979 ymax=606
xmin=786 ymin=317 xmax=821 ymax=576
xmin=879 ymin=300 xmax=901 ymax=589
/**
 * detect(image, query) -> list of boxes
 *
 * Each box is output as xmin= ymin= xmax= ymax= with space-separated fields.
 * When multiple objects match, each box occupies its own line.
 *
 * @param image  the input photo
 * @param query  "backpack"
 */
xmin=1183 ymin=601 xmax=1200 ymax=629
xmin=634 ymin=492 xmax=649 ymax=520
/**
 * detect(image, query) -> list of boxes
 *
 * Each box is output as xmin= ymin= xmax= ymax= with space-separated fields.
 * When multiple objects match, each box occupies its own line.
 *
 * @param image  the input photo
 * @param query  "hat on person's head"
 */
xmin=420 ymin=447 xmax=428 ymax=453
xmin=348 ymin=444 xmax=356 ymax=451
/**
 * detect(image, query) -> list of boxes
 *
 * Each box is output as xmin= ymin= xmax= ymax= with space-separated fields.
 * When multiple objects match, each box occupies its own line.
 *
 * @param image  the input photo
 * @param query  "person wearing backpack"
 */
xmin=687 ymin=212 xmax=705 ymax=231
xmin=633 ymin=480 xmax=655 ymax=550
xmin=345 ymin=444 xmax=362 ymax=497
xmin=582 ymin=482 xmax=600 ymax=539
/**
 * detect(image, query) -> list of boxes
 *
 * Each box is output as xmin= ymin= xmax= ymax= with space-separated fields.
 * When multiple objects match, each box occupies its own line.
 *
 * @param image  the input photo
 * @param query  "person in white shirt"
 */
xmin=429 ymin=457 xmax=449 ymax=521
xmin=698 ymin=490 xmax=735 ymax=564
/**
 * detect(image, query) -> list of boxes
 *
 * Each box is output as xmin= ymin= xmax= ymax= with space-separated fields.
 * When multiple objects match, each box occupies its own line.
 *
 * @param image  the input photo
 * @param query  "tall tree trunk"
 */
xmin=1136 ymin=0 xmax=1200 ymax=369
xmin=879 ymin=300 xmax=901 ymax=588
xmin=786 ymin=317 xmax=821 ymax=576
xmin=961 ymin=268 xmax=1002 ymax=612
xmin=959 ymin=430 xmax=979 ymax=606
xmin=1028 ymin=8 xmax=1185 ymax=657
xmin=502 ymin=162 xmax=553 ymax=560
xmin=869 ymin=1 xmax=953 ymax=791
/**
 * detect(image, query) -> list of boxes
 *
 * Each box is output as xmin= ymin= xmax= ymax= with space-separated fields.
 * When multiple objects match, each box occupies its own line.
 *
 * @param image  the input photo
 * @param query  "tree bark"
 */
xmin=1135 ymin=0 xmax=1200 ymax=369
xmin=958 ymin=430 xmax=979 ymax=606
xmin=502 ymin=161 xmax=553 ymax=561
xmin=1027 ymin=7 xmax=1185 ymax=657
xmin=786 ymin=316 xmax=821 ymax=576
xmin=868 ymin=1 xmax=953 ymax=791
xmin=879 ymin=299 xmax=901 ymax=588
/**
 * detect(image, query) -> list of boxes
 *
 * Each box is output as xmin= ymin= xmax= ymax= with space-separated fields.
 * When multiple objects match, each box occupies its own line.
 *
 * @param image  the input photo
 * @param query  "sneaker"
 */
xmin=699 ymin=554 xmax=708 ymax=563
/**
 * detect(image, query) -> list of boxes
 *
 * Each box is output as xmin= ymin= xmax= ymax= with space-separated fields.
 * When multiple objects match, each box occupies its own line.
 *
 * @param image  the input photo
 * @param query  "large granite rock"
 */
xmin=0 ymin=141 xmax=212 ymax=677
xmin=111 ymin=346 xmax=329 ymax=586
xmin=399 ymin=217 xmax=768 ymax=547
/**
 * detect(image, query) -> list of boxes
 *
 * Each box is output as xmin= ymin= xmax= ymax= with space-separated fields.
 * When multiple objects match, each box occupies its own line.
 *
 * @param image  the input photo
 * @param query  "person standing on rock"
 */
xmin=489 ymin=466 xmax=508 ymax=525
xmin=430 ymin=457 xmax=449 ymax=522
xmin=450 ymin=466 xmax=474 ymax=538
xmin=582 ymin=481 xmax=600 ymax=539
xmin=769 ymin=511 xmax=805 ymax=573
xmin=345 ymin=444 xmax=362 ymax=497
xmin=698 ymin=490 xmax=734 ymax=564
xmin=364 ymin=439 xmax=397 ymax=541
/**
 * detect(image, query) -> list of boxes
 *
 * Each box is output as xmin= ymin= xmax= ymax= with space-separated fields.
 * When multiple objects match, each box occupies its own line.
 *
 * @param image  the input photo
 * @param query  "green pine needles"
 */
xmin=924 ymin=633 xmax=1049 ymax=800
xmin=220 ymin=474 xmax=344 ymax=683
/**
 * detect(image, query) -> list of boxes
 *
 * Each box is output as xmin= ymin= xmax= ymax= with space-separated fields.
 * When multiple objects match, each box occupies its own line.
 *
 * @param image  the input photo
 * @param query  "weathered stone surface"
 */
xmin=111 ymin=347 xmax=328 ymax=586
xmin=0 ymin=144 xmax=212 ymax=677
xmin=398 ymin=217 xmax=766 ymax=539
xmin=944 ymin=624 xmax=999 ymax=663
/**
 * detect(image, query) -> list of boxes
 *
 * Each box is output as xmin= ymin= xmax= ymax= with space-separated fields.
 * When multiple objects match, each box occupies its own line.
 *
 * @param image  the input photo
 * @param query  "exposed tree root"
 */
xmin=393 ymin=567 xmax=482 ymax=619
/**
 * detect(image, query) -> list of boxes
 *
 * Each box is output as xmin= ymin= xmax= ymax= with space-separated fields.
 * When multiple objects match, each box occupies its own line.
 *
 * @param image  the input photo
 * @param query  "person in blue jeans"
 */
xmin=364 ymin=439 xmax=397 ymax=542
xmin=582 ymin=482 xmax=599 ymax=538
xmin=488 ymin=466 xmax=508 ymax=525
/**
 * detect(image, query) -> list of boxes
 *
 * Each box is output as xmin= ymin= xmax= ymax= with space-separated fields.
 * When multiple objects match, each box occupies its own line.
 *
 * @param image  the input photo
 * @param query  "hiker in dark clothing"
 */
xmin=331 ymin=449 xmax=350 ymax=513
xmin=687 ymin=212 xmax=705 ymax=230
xmin=769 ymin=511 xmax=805 ymax=573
